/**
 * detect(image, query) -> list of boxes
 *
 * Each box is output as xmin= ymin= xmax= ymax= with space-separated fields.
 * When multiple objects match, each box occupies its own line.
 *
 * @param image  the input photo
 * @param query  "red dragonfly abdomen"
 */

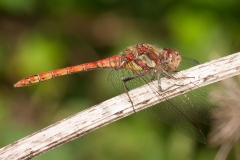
xmin=14 ymin=55 xmax=122 ymax=87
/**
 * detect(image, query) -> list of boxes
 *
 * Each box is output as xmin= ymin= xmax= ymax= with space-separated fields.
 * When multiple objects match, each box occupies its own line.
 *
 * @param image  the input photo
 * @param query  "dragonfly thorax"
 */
xmin=161 ymin=48 xmax=182 ymax=72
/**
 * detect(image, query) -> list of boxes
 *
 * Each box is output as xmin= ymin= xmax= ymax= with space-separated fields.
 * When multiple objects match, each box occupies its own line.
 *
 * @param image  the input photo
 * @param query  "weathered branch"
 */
xmin=1 ymin=52 xmax=240 ymax=159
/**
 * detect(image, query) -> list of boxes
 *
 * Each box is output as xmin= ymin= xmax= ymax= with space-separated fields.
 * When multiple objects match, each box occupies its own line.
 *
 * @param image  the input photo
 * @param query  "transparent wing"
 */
xmin=171 ymin=72 xmax=222 ymax=124
xmin=108 ymin=69 xmax=152 ymax=93
xmin=145 ymin=98 xmax=206 ymax=143
xmin=178 ymin=56 xmax=200 ymax=71
xmin=107 ymin=57 xmax=219 ymax=143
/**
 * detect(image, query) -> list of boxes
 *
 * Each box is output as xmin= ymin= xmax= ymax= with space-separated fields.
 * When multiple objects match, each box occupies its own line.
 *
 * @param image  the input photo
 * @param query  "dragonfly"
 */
xmin=14 ymin=43 xmax=217 ymax=143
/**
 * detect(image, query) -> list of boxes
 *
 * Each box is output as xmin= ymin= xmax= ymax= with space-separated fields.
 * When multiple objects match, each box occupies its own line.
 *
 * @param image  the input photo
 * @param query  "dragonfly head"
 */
xmin=162 ymin=48 xmax=182 ymax=71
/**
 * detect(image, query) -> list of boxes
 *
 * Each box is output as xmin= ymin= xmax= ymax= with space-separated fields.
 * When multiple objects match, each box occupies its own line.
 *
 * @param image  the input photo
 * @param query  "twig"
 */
xmin=1 ymin=52 xmax=240 ymax=159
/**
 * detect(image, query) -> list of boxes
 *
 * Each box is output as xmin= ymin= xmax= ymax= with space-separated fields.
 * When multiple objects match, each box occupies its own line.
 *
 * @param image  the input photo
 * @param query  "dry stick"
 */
xmin=1 ymin=52 xmax=240 ymax=159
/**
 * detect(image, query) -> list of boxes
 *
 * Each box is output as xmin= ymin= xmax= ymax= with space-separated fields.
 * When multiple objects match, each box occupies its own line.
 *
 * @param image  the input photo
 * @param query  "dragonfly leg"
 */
xmin=173 ymin=70 xmax=196 ymax=79
xmin=157 ymin=67 xmax=179 ymax=91
xmin=150 ymin=69 xmax=158 ymax=81
xmin=122 ymin=73 xmax=146 ymax=113
xmin=158 ymin=72 xmax=186 ymax=91
xmin=159 ymin=71 xmax=195 ymax=92
xmin=158 ymin=72 xmax=189 ymax=91
xmin=157 ymin=72 xmax=163 ymax=91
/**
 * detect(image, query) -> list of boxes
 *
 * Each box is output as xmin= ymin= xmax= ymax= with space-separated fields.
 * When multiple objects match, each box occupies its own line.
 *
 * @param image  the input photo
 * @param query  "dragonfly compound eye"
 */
xmin=162 ymin=48 xmax=182 ymax=72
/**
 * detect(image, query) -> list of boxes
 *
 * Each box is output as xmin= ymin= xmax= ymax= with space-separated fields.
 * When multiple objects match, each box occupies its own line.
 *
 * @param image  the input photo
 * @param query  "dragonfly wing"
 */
xmin=161 ymin=56 xmax=219 ymax=125
xmin=177 ymin=56 xmax=199 ymax=71
xmin=108 ymin=59 xmax=219 ymax=143
xmin=166 ymin=84 xmax=219 ymax=125
xmin=108 ymin=68 xmax=207 ymax=143
xmin=145 ymin=99 xmax=206 ymax=143
xmin=108 ymin=69 xmax=152 ymax=93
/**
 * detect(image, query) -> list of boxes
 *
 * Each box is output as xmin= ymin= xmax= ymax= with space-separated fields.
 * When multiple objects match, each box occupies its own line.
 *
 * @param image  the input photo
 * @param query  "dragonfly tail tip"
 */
xmin=13 ymin=81 xmax=22 ymax=87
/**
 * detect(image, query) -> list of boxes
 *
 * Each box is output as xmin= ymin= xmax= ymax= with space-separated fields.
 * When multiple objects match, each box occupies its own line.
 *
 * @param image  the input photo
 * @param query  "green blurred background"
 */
xmin=0 ymin=0 xmax=240 ymax=159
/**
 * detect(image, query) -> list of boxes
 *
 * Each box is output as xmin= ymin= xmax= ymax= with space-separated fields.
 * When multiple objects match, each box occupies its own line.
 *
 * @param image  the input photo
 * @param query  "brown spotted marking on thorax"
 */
xmin=120 ymin=44 xmax=159 ymax=71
